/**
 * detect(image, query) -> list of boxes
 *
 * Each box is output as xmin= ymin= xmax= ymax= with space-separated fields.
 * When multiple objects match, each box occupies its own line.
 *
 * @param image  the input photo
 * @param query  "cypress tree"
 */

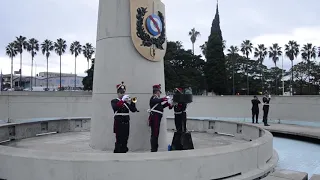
xmin=204 ymin=2 xmax=227 ymax=95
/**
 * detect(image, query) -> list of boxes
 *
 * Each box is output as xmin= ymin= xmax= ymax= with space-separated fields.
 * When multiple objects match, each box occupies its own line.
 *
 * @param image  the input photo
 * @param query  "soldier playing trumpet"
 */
xmin=148 ymin=84 xmax=173 ymax=152
xmin=262 ymin=92 xmax=271 ymax=126
xmin=111 ymin=82 xmax=138 ymax=153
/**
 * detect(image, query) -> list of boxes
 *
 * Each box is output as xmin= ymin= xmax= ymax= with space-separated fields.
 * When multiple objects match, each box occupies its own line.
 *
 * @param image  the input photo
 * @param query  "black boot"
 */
xmin=114 ymin=143 xmax=120 ymax=153
xmin=150 ymin=137 xmax=158 ymax=152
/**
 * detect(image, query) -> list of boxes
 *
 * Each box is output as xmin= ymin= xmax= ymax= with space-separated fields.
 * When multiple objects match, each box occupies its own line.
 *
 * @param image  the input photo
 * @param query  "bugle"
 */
xmin=131 ymin=97 xmax=137 ymax=103
xmin=127 ymin=96 xmax=137 ymax=103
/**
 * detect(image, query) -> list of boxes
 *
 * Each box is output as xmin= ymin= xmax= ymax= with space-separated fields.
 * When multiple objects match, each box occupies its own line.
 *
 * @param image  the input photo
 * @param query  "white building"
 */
xmin=38 ymin=72 xmax=76 ymax=78
xmin=31 ymin=76 xmax=84 ymax=88
xmin=2 ymin=72 xmax=84 ymax=89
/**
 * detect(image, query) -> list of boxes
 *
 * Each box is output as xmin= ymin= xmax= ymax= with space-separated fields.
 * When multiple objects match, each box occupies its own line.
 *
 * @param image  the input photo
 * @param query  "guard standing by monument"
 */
xmin=173 ymin=88 xmax=188 ymax=132
xmin=170 ymin=87 xmax=194 ymax=151
xmin=111 ymin=82 xmax=138 ymax=153
xmin=262 ymin=92 xmax=271 ymax=126
xmin=148 ymin=84 xmax=173 ymax=152
xmin=251 ymin=95 xmax=261 ymax=124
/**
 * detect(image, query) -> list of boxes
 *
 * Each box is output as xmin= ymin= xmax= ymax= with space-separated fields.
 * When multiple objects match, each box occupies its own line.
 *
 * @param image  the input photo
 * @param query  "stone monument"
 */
xmin=90 ymin=0 xmax=168 ymax=152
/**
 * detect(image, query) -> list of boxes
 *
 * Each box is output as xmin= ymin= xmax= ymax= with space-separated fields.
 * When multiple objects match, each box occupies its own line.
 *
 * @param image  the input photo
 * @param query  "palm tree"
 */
xmin=27 ymin=38 xmax=39 ymax=90
xmin=175 ymin=41 xmax=183 ymax=50
xmin=54 ymin=38 xmax=67 ymax=89
xmin=14 ymin=36 xmax=28 ymax=87
xmin=5 ymin=42 xmax=18 ymax=89
xmin=254 ymin=44 xmax=268 ymax=92
xmin=82 ymin=43 xmax=95 ymax=70
xmin=188 ymin=28 xmax=201 ymax=55
xmin=227 ymin=46 xmax=239 ymax=95
xmin=285 ymin=41 xmax=300 ymax=95
xmin=240 ymin=40 xmax=253 ymax=95
xmin=268 ymin=43 xmax=282 ymax=95
xmin=301 ymin=43 xmax=316 ymax=94
xmin=70 ymin=41 xmax=82 ymax=89
xmin=200 ymin=41 xmax=207 ymax=57
xmin=41 ymin=39 xmax=54 ymax=89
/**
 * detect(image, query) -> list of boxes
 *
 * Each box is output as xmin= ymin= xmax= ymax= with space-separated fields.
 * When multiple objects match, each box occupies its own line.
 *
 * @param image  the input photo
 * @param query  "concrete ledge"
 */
xmin=1 ymin=95 xmax=320 ymax=124
xmin=254 ymin=124 xmax=320 ymax=141
xmin=169 ymin=117 xmax=320 ymax=141
xmin=0 ymin=117 xmax=276 ymax=180
xmin=263 ymin=169 xmax=308 ymax=180
xmin=310 ymin=174 xmax=320 ymax=180
xmin=0 ymin=91 xmax=92 ymax=97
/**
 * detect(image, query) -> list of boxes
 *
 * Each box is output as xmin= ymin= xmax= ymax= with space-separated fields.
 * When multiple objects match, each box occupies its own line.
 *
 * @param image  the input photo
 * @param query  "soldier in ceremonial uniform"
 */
xmin=173 ymin=88 xmax=188 ymax=132
xmin=148 ymin=84 xmax=173 ymax=152
xmin=262 ymin=92 xmax=271 ymax=126
xmin=251 ymin=95 xmax=261 ymax=124
xmin=111 ymin=82 xmax=138 ymax=153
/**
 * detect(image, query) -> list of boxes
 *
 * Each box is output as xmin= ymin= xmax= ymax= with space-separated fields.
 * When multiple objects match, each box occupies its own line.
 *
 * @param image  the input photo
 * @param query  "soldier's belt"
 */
xmin=174 ymin=111 xmax=187 ymax=114
xmin=263 ymin=104 xmax=270 ymax=106
xmin=148 ymin=109 xmax=163 ymax=115
xmin=114 ymin=113 xmax=130 ymax=116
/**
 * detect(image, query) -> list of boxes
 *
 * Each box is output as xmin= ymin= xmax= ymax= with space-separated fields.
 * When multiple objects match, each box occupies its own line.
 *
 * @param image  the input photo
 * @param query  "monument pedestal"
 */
xmin=90 ymin=0 xmax=168 ymax=152
xmin=170 ymin=131 xmax=194 ymax=151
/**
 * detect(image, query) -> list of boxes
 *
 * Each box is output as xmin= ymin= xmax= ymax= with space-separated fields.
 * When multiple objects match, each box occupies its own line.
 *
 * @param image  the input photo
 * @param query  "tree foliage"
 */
xmin=83 ymin=58 xmax=94 ymax=91
xmin=164 ymin=41 xmax=206 ymax=94
xmin=204 ymin=4 xmax=227 ymax=95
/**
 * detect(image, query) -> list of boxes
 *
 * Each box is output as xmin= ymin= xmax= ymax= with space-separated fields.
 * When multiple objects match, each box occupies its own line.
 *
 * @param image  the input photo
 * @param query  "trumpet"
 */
xmin=128 ymin=96 xmax=137 ymax=103
xmin=131 ymin=97 xmax=137 ymax=103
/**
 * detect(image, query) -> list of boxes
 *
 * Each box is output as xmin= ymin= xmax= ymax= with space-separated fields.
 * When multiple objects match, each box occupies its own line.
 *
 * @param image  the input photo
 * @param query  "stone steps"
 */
xmin=310 ymin=174 xmax=320 ymax=180
xmin=263 ymin=169 xmax=308 ymax=180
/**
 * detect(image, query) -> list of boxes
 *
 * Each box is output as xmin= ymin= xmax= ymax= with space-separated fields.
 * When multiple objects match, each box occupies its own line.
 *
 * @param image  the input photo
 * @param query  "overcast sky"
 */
xmin=1 ymin=0 xmax=320 ymax=77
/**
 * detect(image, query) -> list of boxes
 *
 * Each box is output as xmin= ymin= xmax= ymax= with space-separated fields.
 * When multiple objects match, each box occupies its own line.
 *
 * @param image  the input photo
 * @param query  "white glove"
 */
xmin=122 ymin=95 xmax=130 ymax=101
xmin=168 ymin=98 xmax=173 ymax=105
xmin=166 ymin=96 xmax=173 ymax=104
xmin=268 ymin=95 xmax=271 ymax=98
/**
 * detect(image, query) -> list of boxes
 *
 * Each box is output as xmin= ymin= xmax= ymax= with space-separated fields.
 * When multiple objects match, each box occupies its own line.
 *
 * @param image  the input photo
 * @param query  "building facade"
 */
xmin=2 ymin=72 xmax=84 ymax=89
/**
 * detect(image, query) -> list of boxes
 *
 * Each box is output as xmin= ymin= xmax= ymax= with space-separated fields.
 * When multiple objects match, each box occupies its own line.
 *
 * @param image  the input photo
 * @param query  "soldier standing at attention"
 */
xmin=251 ymin=95 xmax=261 ymax=124
xmin=111 ymin=82 xmax=138 ymax=153
xmin=262 ymin=92 xmax=271 ymax=126
xmin=148 ymin=84 xmax=173 ymax=152
xmin=173 ymin=88 xmax=188 ymax=132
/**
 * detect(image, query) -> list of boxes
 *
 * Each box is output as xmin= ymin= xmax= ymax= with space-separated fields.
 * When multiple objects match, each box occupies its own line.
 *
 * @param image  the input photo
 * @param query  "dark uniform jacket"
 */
xmin=149 ymin=95 xmax=171 ymax=115
xmin=111 ymin=98 xmax=137 ymax=119
xmin=262 ymin=97 xmax=271 ymax=110
xmin=174 ymin=103 xmax=187 ymax=114
xmin=251 ymin=99 xmax=261 ymax=111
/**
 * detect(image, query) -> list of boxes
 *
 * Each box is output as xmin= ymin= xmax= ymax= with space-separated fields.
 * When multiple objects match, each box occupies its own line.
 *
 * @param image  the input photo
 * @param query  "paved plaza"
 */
xmin=4 ymin=131 xmax=248 ymax=153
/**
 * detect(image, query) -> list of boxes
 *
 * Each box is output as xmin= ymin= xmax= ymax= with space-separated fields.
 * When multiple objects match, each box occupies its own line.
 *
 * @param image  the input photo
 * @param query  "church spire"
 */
xmin=216 ymin=0 xmax=219 ymax=14
xmin=215 ymin=0 xmax=220 ymax=23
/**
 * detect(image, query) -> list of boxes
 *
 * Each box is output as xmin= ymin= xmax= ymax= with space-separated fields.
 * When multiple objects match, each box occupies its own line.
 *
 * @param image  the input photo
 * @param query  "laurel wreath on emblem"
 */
xmin=136 ymin=7 xmax=166 ymax=50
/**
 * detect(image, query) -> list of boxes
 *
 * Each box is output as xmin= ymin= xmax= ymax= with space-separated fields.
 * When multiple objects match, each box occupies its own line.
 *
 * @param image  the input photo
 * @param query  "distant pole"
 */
xmin=35 ymin=61 xmax=37 ymax=87
xmin=75 ymin=57 xmax=77 ymax=90
xmin=0 ymin=70 xmax=2 ymax=92
xmin=282 ymin=55 xmax=284 ymax=95
xmin=31 ymin=57 xmax=33 ymax=91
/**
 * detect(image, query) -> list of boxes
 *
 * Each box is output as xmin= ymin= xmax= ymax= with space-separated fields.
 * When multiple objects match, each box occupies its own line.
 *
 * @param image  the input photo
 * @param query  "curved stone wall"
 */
xmin=0 ymin=92 xmax=319 ymax=123
xmin=0 ymin=117 xmax=276 ymax=180
xmin=0 ymin=92 xmax=92 ymax=122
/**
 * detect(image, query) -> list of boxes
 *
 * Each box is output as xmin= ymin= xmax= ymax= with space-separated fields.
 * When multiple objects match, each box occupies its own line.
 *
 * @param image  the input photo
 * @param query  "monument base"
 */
xmin=170 ymin=131 xmax=194 ymax=151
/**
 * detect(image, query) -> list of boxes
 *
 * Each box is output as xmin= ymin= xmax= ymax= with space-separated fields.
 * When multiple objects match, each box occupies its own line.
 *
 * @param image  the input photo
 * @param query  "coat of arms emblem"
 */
xmin=130 ymin=0 xmax=167 ymax=62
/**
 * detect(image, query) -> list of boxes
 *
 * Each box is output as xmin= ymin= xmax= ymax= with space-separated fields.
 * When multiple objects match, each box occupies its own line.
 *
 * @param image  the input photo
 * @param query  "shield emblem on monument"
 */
xmin=130 ymin=0 xmax=167 ymax=62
